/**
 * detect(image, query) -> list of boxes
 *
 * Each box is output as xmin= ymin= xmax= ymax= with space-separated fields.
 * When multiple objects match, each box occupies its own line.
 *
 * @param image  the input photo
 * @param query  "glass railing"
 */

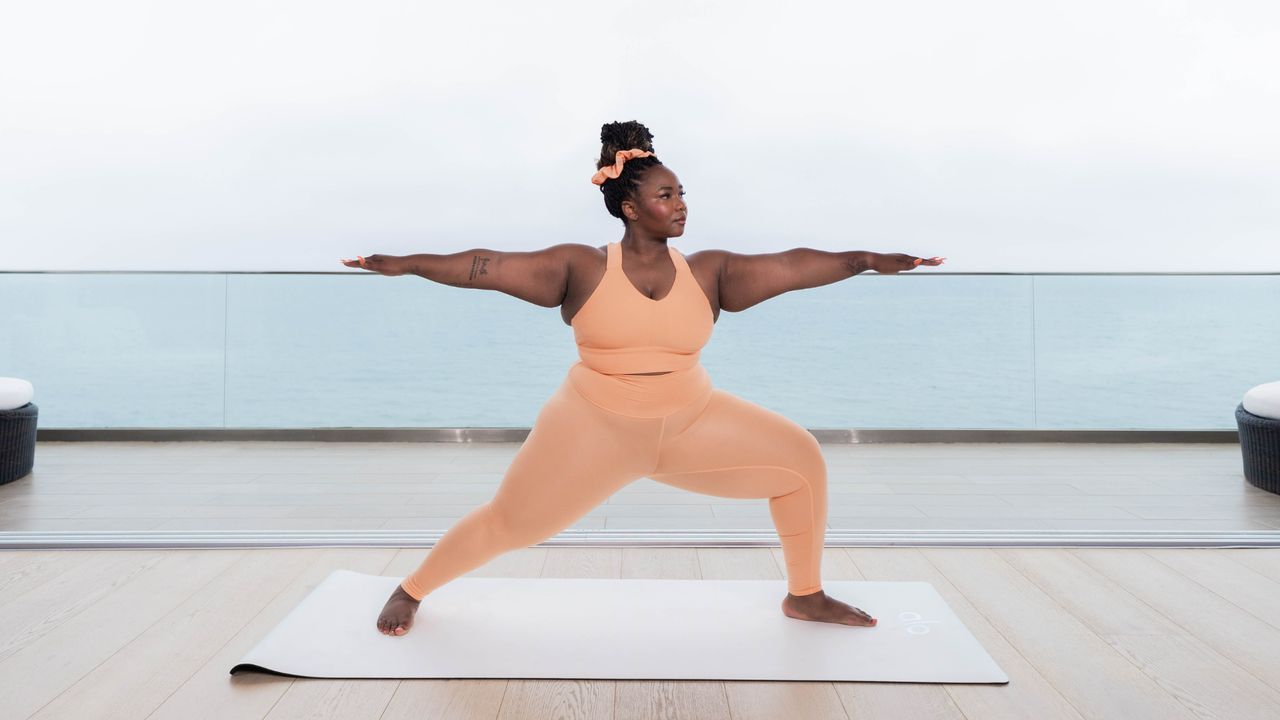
xmin=1 ymin=272 xmax=1276 ymax=430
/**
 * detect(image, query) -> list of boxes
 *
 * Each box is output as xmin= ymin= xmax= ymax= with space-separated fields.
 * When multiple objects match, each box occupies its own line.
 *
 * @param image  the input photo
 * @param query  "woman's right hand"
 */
xmin=340 ymin=254 xmax=409 ymax=276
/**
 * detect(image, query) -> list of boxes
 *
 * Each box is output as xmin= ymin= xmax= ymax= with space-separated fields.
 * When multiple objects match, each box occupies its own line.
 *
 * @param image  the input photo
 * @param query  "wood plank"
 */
xmin=0 ymin=550 xmax=44 ymax=580
xmin=145 ymin=548 xmax=407 ymax=720
xmin=0 ymin=549 xmax=248 ymax=720
xmin=1071 ymin=549 xmax=1280 ymax=689
xmin=0 ymin=551 xmax=182 ymax=662
xmin=263 ymin=676 xmax=399 ymax=720
xmin=840 ymin=681 xmax=965 ymax=720
xmin=847 ymin=547 xmax=1082 ymax=720
xmin=1033 ymin=519 xmax=1277 ymax=531
xmin=28 ymin=549 xmax=386 ymax=719
xmin=9 ymin=441 xmax=1275 ymax=537
xmin=1001 ymin=548 xmax=1280 ymax=720
xmin=616 ymin=678 xmax=731 ymax=720
xmin=1214 ymin=548 xmax=1280 ymax=584
xmin=917 ymin=506 xmax=1138 ymax=520
xmin=699 ymin=547 xmax=782 ymax=585
xmin=1103 ymin=634 xmax=1280 ymax=720
xmin=922 ymin=548 xmax=1196 ymax=720
xmin=0 ymin=519 xmax=171 ymax=531
xmin=621 ymin=547 xmax=703 ymax=584
xmin=1144 ymin=550 xmax=1280 ymax=632
xmin=150 ymin=518 xmax=387 ymax=531
xmin=0 ymin=548 xmax=128 ymax=609
xmin=0 ymin=551 xmax=86 ymax=599
xmin=722 ymin=682 xmax=851 ymax=720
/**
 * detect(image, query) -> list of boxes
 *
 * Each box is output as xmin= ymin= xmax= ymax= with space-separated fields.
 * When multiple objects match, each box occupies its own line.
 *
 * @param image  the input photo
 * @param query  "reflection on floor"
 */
xmin=2 ymin=441 xmax=1277 ymax=534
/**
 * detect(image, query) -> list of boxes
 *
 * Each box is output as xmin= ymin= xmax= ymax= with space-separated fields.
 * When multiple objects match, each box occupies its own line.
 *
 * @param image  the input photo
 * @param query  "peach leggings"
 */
xmin=399 ymin=362 xmax=828 ymax=600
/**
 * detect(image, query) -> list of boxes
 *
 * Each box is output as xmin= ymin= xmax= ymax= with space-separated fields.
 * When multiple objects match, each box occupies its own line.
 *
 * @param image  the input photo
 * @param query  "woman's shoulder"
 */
xmin=556 ymin=242 xmax=608 ymax=256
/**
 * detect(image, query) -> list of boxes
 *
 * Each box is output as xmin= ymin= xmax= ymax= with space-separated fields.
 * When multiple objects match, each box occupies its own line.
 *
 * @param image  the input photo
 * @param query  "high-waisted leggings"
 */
xmin=399 ymin=361 xmax=828 ymax=601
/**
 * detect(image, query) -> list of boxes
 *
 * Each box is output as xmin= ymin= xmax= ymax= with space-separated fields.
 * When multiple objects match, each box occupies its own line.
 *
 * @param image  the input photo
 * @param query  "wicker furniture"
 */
xmin=1238 ymin=381 xmax=1280 ymax=495
xmin=0 ymin=403 xmax=37 ymax=485
xmin=0 ymin=377 xmax=37 ymax=485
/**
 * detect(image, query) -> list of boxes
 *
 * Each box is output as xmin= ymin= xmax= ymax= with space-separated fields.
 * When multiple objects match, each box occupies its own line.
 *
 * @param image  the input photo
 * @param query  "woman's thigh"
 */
xmin=648 ymin=389 xmax=827 ymax=499
xmin=487 ymin=379 xmax=663 ymax=536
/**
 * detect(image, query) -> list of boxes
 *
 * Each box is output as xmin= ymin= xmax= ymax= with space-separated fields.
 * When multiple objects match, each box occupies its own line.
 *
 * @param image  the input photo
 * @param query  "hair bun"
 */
xmin=597 ymin=120 xmax=655 ymax=168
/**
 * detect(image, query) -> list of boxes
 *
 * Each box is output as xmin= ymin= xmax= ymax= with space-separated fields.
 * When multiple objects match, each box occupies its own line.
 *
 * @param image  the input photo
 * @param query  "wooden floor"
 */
xmin=2 ymin=441 xmax=1279 ymax=533
xmin=3 ymin=441 xmax=1280 ymax=717
xmin=3 ymin=545 xmax=1280 ymax=719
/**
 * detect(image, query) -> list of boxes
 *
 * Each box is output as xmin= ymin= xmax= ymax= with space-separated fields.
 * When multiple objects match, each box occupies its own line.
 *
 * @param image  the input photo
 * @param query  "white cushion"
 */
xmin=0 ymin=377 xmax=34 ymax=411
xmin=1243 ymin=381 xmax=1280 ymax=421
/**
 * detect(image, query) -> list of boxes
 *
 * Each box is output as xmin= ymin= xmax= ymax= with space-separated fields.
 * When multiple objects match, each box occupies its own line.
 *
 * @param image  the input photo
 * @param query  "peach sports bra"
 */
xmin=570 ymin=241 xmax=714 ymax=375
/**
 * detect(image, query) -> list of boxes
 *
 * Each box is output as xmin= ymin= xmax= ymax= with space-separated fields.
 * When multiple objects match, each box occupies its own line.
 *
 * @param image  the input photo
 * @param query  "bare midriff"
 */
xmin=622 ymin=371 xmax=673 ymax=376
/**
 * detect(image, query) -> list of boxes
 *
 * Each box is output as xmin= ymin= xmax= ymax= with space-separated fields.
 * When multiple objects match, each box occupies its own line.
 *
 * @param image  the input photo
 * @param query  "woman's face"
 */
xmin=624 ymin=166 xmax=687 ymax=237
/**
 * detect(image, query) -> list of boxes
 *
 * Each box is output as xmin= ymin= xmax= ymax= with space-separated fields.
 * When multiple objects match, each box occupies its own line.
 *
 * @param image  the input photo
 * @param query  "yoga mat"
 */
xmin=231 ymin=571 xmax=1008 ymax=683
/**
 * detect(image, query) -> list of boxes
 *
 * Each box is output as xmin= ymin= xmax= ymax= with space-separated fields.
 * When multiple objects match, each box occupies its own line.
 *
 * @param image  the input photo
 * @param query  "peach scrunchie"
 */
xmin=591 ymin=148 xmax=654 ymax=185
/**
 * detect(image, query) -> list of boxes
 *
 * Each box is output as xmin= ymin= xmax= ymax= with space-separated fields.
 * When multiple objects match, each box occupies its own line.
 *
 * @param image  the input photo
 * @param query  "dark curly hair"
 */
xmin=595 ymin=120 xmax=663 ymax=225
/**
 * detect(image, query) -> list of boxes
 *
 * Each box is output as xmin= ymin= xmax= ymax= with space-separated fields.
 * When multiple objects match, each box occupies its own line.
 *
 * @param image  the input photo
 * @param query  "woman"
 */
xmin=342 ymin=120 xmax=944 ymax=637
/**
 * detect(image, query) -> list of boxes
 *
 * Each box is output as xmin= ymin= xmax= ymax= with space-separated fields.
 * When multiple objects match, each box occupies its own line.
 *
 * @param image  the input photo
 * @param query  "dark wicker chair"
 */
xmin=1236 ymin=403 xmax=1280 ymax=495
xmin=0 ymin=402 xmax=37 ymax=485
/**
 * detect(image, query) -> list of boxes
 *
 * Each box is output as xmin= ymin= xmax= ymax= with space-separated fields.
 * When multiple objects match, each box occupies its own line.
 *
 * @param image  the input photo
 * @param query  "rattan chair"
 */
xmin=0 ymin=402 xmax=37 ymax=485
xmin=1237 ymin=381 xmax=1280 ymax=495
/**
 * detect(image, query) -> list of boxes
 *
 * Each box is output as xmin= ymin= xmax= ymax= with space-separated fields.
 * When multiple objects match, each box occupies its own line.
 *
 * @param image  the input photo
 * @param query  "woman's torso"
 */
xmin=562 ymin=242 xmax=720 ymax=376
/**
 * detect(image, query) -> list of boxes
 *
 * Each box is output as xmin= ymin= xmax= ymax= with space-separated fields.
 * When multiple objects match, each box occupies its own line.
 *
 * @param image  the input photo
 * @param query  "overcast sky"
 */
xmin=2 ymin=0 xmax=1277 ymax=272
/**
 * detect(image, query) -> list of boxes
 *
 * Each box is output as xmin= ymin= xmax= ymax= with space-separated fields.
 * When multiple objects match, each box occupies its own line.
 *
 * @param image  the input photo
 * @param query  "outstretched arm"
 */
xmin=340 ymin=245 xmax=573 ymax=308
xmin=714 ymin=248 xmax=944 ymax=312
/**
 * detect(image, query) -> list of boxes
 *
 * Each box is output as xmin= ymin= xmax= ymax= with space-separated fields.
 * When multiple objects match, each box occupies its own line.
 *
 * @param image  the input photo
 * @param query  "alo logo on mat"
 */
xmin=898 ymin=611 xmax=941 ymax=636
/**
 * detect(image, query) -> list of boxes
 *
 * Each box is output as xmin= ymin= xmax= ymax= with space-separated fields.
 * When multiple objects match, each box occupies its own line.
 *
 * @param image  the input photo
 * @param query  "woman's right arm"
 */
xmin=358 ymin=245 xmax=575 ymax=308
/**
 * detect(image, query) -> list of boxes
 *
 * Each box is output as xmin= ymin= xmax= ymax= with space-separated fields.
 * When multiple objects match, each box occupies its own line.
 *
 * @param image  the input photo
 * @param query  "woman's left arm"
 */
xmin=712 ymin=248 xmax=944 ymax=312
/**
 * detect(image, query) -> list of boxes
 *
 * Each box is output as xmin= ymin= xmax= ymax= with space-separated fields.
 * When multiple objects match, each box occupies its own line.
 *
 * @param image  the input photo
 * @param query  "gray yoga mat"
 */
xmin=231 ymin=571 xmax=1008 ymax=683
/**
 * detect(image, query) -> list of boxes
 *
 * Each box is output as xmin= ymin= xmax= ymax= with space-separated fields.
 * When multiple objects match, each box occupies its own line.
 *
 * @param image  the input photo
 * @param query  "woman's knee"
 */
xmin=793 ymin=439 xmax=828 ymax=509
xmin=793 ymin=431 xmax=827 ymax=486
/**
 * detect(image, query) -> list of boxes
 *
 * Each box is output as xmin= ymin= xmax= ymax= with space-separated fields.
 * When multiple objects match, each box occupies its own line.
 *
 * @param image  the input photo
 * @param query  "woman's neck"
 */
xmin=620 ymin=231 xmax=669 ymax=260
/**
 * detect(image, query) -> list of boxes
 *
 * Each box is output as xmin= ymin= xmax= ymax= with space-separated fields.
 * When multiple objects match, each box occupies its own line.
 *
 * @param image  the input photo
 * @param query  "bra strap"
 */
xmin=669 ymin=245 xmax=689 ymax=276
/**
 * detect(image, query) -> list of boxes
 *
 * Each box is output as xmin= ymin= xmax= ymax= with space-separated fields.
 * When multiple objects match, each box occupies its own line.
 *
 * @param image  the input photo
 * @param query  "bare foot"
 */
xmin=377 ymin=585 xmax=421 ymax=636
xmin=781 ymin=590 xmax=877 ymax=627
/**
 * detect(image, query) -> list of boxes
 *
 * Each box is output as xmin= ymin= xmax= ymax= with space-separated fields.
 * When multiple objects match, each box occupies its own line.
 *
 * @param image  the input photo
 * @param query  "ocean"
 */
xmin=1 ymin=271 xmax=1276 ymax=430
